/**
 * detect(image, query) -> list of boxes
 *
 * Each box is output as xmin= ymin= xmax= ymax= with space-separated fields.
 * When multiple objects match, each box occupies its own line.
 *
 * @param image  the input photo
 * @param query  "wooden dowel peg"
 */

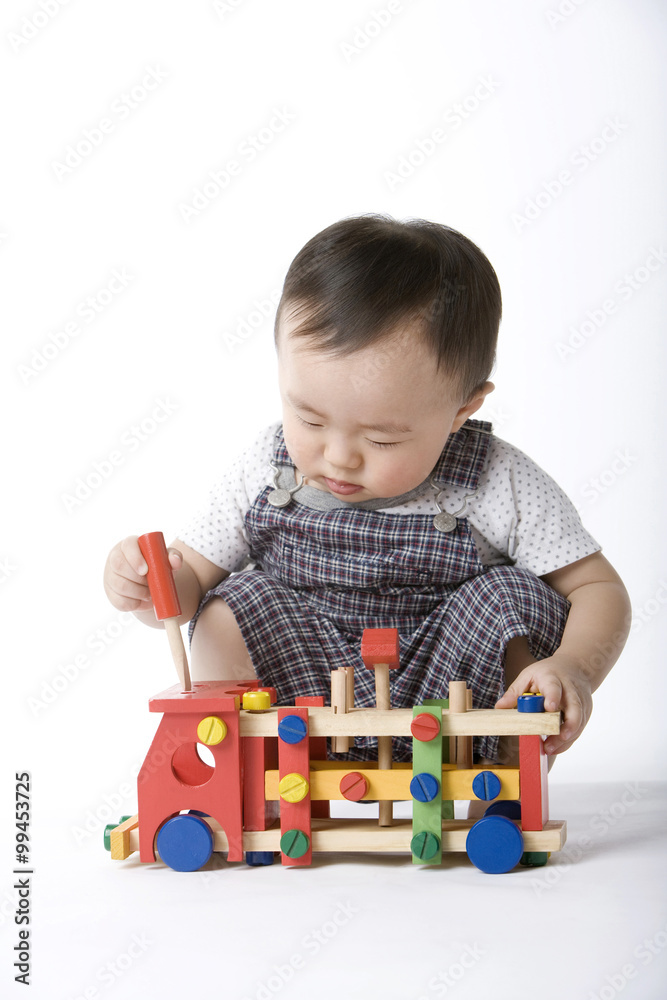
xmin=448 ymin=680 xmax=472 ymax=768
xmin=331 ymin=669 xmax=351 ymax=753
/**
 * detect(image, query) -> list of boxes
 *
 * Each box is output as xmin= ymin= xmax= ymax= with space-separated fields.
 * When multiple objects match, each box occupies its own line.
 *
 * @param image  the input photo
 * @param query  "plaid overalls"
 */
xmin=191 ymin=420 xmax=569 ymax=760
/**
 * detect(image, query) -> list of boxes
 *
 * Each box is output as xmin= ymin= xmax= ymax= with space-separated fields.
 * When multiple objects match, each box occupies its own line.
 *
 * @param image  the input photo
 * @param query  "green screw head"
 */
xmin=280 ymin=828 xmax=310 ymax=859
xmin=411 ymin=830 xmax=441 ymax=861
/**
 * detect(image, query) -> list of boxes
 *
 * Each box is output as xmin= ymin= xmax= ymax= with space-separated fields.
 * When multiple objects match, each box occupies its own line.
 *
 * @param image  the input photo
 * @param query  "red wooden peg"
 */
xmin=360 ymin=628 xmax=400 ymax=669
xmin=361 ymin=628 xmax=400 ymax=826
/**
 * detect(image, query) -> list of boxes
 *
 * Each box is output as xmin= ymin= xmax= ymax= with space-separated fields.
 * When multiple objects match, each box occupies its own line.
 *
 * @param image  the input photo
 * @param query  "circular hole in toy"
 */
xmin=171 ymin=742 xmax=215 ymax=786
xmin=196 ymin=743 xmax=215 ymax=767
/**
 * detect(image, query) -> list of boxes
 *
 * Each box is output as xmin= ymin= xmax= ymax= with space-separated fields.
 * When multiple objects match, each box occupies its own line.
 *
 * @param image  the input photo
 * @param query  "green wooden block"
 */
xmin=423 ymin=698 xmax=453 ymax=819
xmin=412 ymin=703 xmax=443 ymax=864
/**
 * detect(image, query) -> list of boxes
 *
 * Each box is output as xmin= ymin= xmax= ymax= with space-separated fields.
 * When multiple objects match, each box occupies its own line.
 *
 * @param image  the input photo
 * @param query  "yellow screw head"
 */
xmin=196 ymin=715 xmax=227 ymax=746
xmin=242 ymin=690 xmax=271 ymax=711
xmin=278 ymin=772 xmax=309 ymax=803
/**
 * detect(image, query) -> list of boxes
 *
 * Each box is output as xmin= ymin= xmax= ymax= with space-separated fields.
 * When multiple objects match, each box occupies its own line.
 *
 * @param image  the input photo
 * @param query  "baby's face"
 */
xmin=277 ymin=316 xmax=481 ymax=502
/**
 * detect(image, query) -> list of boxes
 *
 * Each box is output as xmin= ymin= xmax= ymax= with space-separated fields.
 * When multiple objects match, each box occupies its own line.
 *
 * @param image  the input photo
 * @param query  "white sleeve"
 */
xmin=177 ymin=423 xmax=278 ymax=571
xmin=468 ymin=436 xmax=601 ymax=577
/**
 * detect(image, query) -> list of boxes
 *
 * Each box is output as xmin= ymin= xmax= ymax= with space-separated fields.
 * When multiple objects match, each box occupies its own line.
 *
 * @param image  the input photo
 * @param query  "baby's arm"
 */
xmin=104 ymin=536 xmax=227 ymax=627
xmin=495 ymin=550 xmax=631 ymax=754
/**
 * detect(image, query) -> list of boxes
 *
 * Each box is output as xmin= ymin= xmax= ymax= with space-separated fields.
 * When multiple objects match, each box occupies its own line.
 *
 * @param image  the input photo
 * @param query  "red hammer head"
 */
xmin=137 ymin=531 xmax=181 ymax=621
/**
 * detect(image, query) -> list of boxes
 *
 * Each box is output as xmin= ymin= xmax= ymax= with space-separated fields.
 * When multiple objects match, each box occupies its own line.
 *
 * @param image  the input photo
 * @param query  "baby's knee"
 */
xmin=195 ymin=597 xmax=240 ymax=634
xmin=190 ymin=598 xmax=255 ymax=683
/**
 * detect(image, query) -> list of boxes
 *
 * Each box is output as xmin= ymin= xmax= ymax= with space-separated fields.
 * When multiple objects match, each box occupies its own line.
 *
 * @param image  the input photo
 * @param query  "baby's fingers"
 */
xmin=104 ymin=537 xmax=153 ymax=611
xmin=107 ymin=574 xmax=153 ymax=611
xmin=544 ymin=688 xmax=588 ymax=755
xmin=119 ymin=535 xmax=149 ymax=577
xmin=167 ymin=547 xmax=183 ymax=571
xmin=495 ymin=666 xmax=562 ymax=712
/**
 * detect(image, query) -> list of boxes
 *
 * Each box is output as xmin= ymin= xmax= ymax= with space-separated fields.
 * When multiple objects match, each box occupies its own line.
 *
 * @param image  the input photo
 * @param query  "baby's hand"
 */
xmin=103 ymin=535 xmax=183 ymax=613
xmin=494 ymin=653 xmax=593 ymax=755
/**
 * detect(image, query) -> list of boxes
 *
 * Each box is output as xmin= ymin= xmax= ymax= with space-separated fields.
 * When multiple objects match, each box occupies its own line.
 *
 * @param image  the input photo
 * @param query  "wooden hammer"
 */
xmin=138 ymin=531 xmax=192 ymax=693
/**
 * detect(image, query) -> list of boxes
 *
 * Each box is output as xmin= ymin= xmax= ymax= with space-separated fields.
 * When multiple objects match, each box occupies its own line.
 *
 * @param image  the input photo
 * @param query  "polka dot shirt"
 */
xmin=178 ymin=422 xmax=600 ymax=577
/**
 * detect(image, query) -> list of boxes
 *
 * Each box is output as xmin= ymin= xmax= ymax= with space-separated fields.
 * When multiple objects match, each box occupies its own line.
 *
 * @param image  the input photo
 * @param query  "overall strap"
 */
xmin=430 ymin=419 xmax=492 ymax=491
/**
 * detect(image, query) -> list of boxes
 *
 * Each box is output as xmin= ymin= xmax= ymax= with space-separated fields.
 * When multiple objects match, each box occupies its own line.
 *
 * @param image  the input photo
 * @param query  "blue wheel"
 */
xmin=245 ymin=851 xmax=275 ymax=867
xmin=466 ymin=815 xmax=524 ymax=874
xmin=156 ymin=814 xmax=213 ymax=872
xmin=483 ymin=800 xmax=522 ymax=821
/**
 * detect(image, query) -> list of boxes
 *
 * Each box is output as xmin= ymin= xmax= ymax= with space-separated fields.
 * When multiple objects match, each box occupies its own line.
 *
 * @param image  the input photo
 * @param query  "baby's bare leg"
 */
xmin=189 ymin=598 xmax=257 ymax=682
xmin=468 ymin=636 xmax=553 ymax=819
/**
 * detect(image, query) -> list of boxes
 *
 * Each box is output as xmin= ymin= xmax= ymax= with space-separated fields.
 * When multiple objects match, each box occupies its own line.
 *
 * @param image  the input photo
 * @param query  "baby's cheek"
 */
xmin=282 ymin=426 xmax=306 ymax=464
xmin=376 ymin=466 xmax=424 ymax=497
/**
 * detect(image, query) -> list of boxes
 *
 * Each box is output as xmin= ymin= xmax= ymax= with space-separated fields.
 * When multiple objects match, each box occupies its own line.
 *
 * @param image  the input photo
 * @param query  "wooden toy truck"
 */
xmin=104 ymin=533 xmax=566 ymax=874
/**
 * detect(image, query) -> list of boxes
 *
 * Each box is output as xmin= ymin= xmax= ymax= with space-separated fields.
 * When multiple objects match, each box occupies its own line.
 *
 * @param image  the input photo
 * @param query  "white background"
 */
xmin=2 ymin=2 xmax=666 ymax=998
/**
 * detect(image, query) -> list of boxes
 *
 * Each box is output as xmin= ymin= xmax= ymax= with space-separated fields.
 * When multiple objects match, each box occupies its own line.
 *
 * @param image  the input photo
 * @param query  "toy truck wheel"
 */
xmin=245 ymin=851 xmax=275 ymax=867
xmin=466 ymin=815 xmax=524 ymax=874
xmin=483 ymin=800 xmax=522 ymax=821
xmin=103 ymin=824 xmax=114 ymax=852
xmin=520 ymin=851 xmax=550 ymax=867
xmin=156 ymin=814 xmax=214 ymax=872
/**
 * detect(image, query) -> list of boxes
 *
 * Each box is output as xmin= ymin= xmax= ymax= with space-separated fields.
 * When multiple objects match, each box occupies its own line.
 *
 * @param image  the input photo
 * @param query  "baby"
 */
xmin=104 ymin=214 xmax=630 ymax=765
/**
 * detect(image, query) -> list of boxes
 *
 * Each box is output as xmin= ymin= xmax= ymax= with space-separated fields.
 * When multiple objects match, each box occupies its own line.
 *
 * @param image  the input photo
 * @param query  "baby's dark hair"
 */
xmin=274 ymin=214 xmax=502 ymax=402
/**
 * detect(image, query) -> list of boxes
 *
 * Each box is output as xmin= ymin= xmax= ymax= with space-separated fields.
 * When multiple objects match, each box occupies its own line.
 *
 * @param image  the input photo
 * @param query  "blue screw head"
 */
xmin=517 ymin=693 xmax=545 ymax=713
xmin=410 ymin=772 xmax=440 ymax=803
xmin=278 ymin=715 xmax=308 ymax=744
xmin=472 ymin=770 xmax=502 ymax=801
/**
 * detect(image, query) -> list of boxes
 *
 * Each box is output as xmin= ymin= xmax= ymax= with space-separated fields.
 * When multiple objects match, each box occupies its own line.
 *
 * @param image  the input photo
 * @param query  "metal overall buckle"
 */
xmin=430 ymin=478 xmax=479 ymax=532
xmin=267 ymin=461 xmax=306 ymax=508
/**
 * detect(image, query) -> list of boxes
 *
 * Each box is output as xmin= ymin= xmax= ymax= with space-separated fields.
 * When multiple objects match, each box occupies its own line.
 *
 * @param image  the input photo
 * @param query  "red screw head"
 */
xmin=411 ymin=713 xmax=441 ymax=742
xmin=339 ymin=771 xmax=369 ymax=801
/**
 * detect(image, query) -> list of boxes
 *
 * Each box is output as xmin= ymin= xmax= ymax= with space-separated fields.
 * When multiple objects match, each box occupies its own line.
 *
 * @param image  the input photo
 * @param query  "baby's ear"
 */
xmin=451 ymin=381 xmax=494 ymax=431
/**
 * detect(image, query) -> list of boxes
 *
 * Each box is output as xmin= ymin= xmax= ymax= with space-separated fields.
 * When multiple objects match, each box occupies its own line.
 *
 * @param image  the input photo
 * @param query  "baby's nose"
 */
xmin=324 ymin=436 xmax=362 ymax=471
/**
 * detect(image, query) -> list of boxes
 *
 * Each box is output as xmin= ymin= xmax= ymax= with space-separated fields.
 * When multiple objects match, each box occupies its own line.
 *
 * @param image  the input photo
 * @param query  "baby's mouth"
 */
xmin=322 ymin=477 xmax=363 ymax=496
